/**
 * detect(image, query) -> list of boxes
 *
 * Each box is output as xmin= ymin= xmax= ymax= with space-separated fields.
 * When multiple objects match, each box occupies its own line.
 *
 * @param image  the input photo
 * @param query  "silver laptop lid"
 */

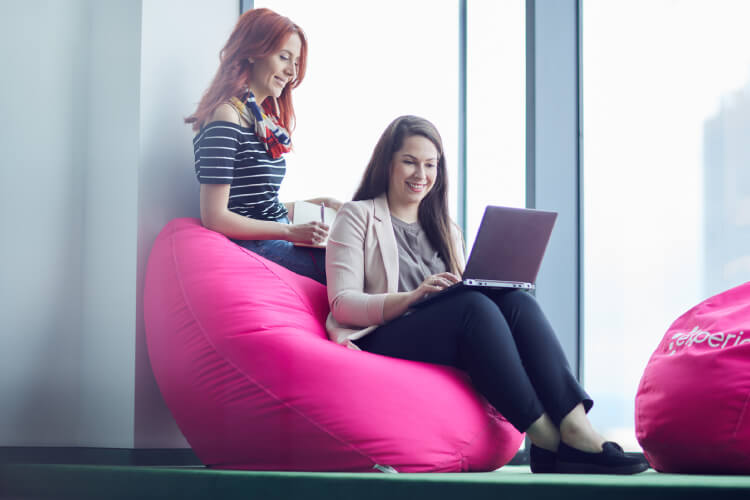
xmin=463 ymin=206 xmax=557 ymax=285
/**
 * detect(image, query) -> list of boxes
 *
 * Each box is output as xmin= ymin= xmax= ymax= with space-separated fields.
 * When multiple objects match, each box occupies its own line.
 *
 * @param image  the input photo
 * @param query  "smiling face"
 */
xmin=387 ymin=134 xmax=439 ymax=221
xmin=246 ymin=32 xmax=301 ymax=104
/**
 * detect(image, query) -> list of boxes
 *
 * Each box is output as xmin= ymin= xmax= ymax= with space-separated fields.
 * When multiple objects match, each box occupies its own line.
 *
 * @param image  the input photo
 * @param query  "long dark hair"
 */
xmin=353 ymin=115 xmax=463 ymax=275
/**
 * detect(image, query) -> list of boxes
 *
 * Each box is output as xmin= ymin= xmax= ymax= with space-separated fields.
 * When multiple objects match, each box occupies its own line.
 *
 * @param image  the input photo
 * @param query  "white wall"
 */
xmin=1 ymin=0 xmax=237 ymax=448
xmin=0 ymin=0 xmax=90 ymax=446
xmin=134 ymin=0 xmax=237 ymax=448
xmin=78 ymin=0 xmax=143 ymax=448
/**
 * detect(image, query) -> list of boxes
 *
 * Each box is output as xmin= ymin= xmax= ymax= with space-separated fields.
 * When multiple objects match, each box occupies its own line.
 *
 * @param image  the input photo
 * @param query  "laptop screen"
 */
xmin=463 ymin=206 xmax=557 ymax=284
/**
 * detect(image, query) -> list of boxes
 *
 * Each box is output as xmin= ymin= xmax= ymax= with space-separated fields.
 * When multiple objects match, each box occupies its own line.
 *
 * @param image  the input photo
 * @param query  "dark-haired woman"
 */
xmin=186 ymin=8 xmax=339 ymax=284
xmin=325 ymin=115 xmax=649 ymax=474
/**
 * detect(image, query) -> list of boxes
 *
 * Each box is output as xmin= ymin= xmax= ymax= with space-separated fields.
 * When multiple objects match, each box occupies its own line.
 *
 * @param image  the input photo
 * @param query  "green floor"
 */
xmin=3 ymin=464 xmax=750 ymax=500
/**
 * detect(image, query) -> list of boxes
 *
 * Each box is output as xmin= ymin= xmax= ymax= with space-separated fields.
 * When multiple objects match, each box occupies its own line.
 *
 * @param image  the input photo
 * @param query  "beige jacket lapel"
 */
xmin=371 ymin=194 xmax=399 ymax=293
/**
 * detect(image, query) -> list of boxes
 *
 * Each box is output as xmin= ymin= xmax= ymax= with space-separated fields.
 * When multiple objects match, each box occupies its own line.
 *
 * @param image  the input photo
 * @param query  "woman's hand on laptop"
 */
xmin=383 ymin=273 xmax=462 ymax=322
xmin=410 ymin=272 xmax=461 ymax=303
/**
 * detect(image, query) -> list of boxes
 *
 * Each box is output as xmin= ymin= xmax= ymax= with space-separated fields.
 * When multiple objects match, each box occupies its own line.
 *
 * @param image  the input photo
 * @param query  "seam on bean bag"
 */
xmin=167 ymin=224 xmax=377 ymax=467
xmin=732 ymin=389 xmax=750 ymax=440
xmin=634 ymin=376 xmax=648 ymax=442
xmin=232 ymin=242 xmax=323 ymax=319
xmin=432 ymin=450 xmax=463 ymax=472
xmin=455 ymin=405 xmax=514 ymax=472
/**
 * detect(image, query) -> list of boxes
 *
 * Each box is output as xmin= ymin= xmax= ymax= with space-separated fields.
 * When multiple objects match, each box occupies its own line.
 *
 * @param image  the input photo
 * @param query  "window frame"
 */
xmin=526 ymin=0 xmax=583 ymax=377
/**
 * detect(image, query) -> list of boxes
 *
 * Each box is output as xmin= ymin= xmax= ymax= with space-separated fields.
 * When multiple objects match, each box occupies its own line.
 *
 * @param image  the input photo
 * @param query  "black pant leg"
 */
xmin=354 ymin=289 xmax=545 ymax=432
xmin=483 ymin=289 xmax=593 ymax=425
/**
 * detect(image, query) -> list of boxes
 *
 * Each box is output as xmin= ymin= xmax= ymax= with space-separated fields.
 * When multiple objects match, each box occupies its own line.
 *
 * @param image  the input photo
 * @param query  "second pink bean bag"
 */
xmin=636 ymin=281 xmax=750 ymax=473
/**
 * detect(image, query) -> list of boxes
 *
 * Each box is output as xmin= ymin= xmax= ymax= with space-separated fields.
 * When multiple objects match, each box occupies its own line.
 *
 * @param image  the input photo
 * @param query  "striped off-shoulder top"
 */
xmin=193 ymin=120 xmax=288 ymax=221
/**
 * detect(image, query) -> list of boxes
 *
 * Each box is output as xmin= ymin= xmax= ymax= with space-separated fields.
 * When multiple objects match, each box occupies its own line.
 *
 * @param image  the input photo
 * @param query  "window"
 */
xmin=256 ymin=0 xmax=526 ymax=240
xmin=582 ymin=0 xmax=750 ymax=450
xmin=256 ymin=0 xmax=458 ymax=212
xmin=466 ymin=0 xmax=525 ymax=247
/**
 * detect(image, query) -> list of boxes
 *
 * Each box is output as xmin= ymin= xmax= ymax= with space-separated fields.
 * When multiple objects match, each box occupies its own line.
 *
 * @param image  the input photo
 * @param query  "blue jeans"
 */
xmin=232 ymin=216 xmax=327 ymax=284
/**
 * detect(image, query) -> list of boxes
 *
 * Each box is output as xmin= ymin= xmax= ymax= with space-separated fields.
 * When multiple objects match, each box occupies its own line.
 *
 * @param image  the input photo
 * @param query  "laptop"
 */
xmin=411 ymin=205 xmax=557 ymax=308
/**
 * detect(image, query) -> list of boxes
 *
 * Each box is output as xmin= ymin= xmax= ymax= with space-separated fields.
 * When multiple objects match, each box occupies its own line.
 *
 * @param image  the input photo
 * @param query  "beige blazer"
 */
xmin=325 ymin=193 xmax=465 ymax=345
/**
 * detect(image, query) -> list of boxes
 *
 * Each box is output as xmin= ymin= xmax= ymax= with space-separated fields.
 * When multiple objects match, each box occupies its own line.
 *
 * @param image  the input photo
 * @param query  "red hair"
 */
xmin=185 ymin=8 xmax=307 ymax=132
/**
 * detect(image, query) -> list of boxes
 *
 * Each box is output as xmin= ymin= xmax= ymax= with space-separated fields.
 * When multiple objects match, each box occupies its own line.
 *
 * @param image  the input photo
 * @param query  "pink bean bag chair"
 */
xmin=635 ymin=281 xmax=750 ymax=473
xmin=144 ymin=218 xmax=523 ymax=472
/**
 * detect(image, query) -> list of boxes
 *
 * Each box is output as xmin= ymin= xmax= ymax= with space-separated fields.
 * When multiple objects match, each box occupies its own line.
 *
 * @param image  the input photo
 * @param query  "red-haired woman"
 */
xmin=186 ymin=8 xmax=339 ymax=284
xmin=325 ymin=115 xmax=649 ymax=474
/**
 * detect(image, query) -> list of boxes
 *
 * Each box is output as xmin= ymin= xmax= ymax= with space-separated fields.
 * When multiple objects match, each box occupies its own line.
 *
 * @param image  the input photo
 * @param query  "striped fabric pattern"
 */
xmin=193 ymin=121 xmax=288 ymax=221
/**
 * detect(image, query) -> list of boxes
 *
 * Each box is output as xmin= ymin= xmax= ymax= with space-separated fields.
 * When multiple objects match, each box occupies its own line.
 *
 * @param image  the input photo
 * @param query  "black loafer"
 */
xmin=529 ymin=444 xmax=557 ymax=473
xmin=556 ymin=441 xmax=649 ymax=475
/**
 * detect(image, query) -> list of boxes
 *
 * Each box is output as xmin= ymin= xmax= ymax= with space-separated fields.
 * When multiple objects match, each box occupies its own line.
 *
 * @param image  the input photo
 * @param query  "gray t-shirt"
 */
xmin=390 ymin=216 xmax=448 ymax=292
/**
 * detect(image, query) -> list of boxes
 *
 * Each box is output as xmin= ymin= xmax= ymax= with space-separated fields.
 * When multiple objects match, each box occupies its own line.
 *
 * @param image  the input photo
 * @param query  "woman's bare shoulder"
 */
xmin=210 ymin=102 xmax=242 ymax=125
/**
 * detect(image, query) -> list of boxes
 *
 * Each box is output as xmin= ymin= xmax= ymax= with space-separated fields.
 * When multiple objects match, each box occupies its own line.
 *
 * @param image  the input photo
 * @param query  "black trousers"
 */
xmin=354 ymin=289 xmax=592 ymax=432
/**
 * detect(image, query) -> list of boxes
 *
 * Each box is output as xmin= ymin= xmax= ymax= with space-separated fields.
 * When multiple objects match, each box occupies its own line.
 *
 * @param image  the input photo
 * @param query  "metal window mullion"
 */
xmin=526 ymin=0 xmax=582 ymax=380
xmin=526 ymin=0 xmax=536 ymax=211
xmin=576 ymin=0 xmax=584 ymax=383
xmin=240 ymin=0 xmax=253 ymax=15
xmin=458 ymin=0 xmax=468 ymax=237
